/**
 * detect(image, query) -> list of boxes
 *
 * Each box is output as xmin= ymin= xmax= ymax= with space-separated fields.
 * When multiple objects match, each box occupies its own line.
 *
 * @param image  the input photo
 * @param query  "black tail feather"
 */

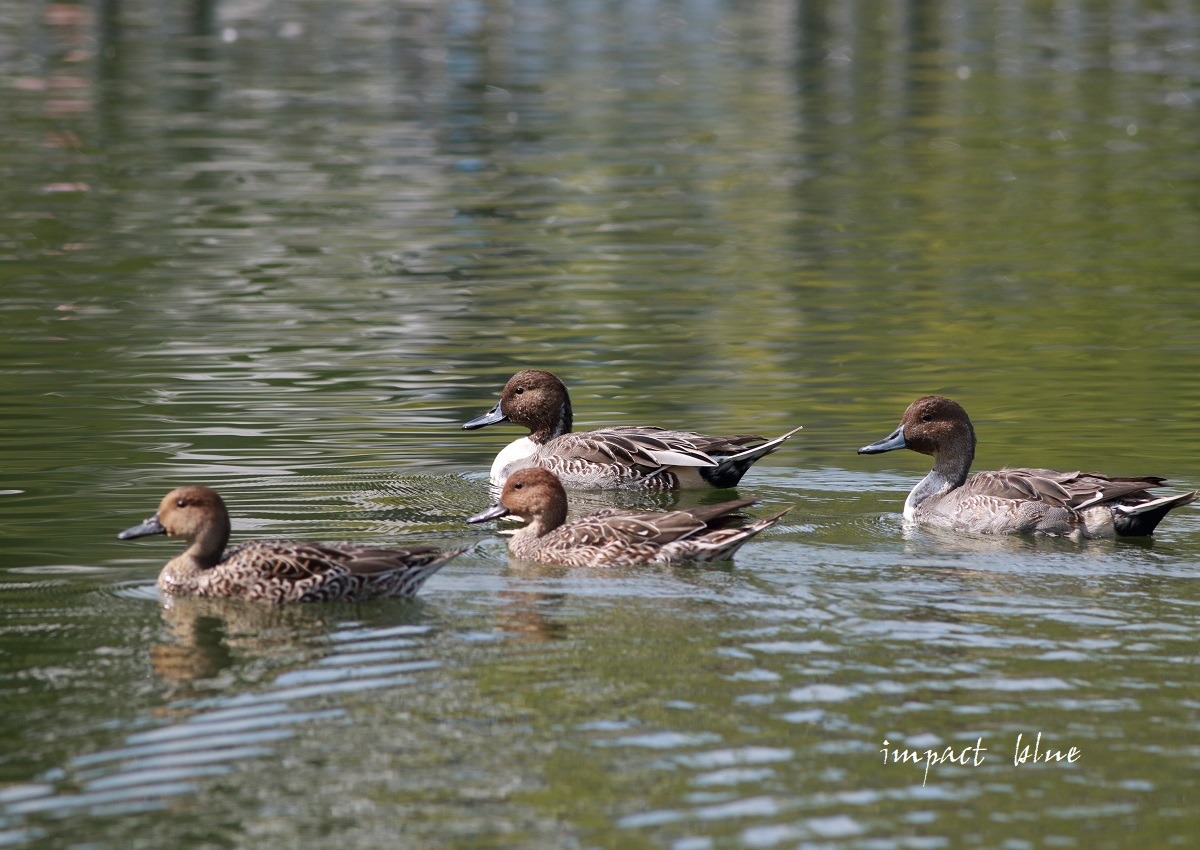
xmin=699 ymin=426 xmax=802 ymax=488
xmin=1112 ymin=491 xmax=1195 ymax=536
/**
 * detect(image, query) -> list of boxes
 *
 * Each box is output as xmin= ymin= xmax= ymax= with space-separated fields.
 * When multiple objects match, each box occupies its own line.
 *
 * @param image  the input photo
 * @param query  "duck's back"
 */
xmin=509 ymin=427 xmax=772 ymax=489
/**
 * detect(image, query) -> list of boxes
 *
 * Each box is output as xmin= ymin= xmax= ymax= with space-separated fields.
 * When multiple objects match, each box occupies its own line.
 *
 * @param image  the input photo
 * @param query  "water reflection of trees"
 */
xmin=4 ymin=0 xmax=1197 ymax=463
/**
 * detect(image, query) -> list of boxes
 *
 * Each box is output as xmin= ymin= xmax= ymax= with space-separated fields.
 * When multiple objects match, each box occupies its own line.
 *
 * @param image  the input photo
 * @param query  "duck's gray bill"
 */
xmin=858 ymin=425 xmax=907 ymax=455
xmin=463 ymin=402 xmax=507 ymax=430
xmin=467 ymin=503 xmax=510 ymax=524
xmin=117 ymin=514 xmax=166 ymax=540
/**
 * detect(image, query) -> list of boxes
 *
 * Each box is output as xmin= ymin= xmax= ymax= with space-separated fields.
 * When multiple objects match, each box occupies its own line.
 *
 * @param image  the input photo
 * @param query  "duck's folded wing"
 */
xmin=221 ymin=541 xmax=352 ymax=580
xmin=339 ymin=544 xmax=461 ymax=576
xmin=968 ymin=469 xmax=1076 ymax=505
xmin=576 ymin=498 xmax=759 ymax=546
xmin=1062 ymin=473 xmax=1170 ymax=509
xmin=568 ymin=427 xmax=768 ymax=467
xmin=561 ymin=510 xmax=709 ymax=547
xmin=560 ymin=428 xmax=718 ymax=469
xmin=971 ymin=469 xmax=1169 ymax=508
xmin=225 ymin=541 xmax=454 ymax=579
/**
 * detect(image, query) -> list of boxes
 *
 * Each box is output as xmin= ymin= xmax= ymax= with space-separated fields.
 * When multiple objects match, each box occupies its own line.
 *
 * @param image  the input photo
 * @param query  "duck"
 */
xmin=462 ymin=369 xmax=802 ymax=489
xmin=858 ymin=395 xmax=1195 ymax=538
xmin=466 ymin=466 xmax=791 ymax=566
xmin=118 ymin=486 xmax=465 ymax=602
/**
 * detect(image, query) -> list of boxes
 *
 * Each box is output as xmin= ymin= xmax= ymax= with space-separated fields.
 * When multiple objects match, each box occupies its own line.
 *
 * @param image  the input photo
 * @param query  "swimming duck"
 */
xmin=118 ymin=486 xmax=464 ymax=602
xmin=466 ymin=467 xmax=791 ymax=566
xmin=463 ymin=369 xmax=802 ymax=489
xmin=858 ymin=396 xmax=1195 ymax=538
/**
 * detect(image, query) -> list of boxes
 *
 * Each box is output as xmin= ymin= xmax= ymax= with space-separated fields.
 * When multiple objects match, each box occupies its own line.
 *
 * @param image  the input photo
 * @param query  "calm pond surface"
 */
xmin=1 ymin=0 xmax=1199 ymax=847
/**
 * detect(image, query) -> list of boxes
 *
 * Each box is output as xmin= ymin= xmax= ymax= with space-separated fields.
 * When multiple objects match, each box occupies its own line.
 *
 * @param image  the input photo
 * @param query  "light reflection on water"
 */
xmin=1 ymin=536 xmax=1196 ymax=846
xmin=1 ymin=0 xmax=1199 ymax=847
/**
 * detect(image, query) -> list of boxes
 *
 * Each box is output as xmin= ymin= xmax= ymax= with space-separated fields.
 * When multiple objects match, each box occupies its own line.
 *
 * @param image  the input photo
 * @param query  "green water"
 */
xmin=1 ymin=1 xmax=1198 ymax=847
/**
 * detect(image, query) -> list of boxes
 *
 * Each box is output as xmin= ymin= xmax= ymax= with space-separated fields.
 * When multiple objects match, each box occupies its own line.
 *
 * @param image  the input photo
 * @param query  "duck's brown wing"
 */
xmin=222 ymin=541 xmax=457 ymax=579
xmin=337 ymin=544 xmax=463 ymax=576
xmin=548 ymin=511 xmax=702 ymax=549
xmin=554 ymin=498 xmax=760 ymax=548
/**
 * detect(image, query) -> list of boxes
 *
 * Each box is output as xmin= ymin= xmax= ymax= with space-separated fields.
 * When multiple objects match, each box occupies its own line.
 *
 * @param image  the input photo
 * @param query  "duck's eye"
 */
xmin=513 ymin=482 xmax=523 ymax=489
xmin=176 ymin=499 xmax=189 ymax=508
xmin=514 ymin=386 xmax=525 ymax=394
xmin=921 ymin=413 xmax=933 ymax=422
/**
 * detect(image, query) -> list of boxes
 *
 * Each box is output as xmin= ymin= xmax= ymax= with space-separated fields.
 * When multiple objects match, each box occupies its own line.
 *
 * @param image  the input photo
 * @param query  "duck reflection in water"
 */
xmin=150 ymin=596 xmax=333 ymax=692
xmin=150 ymin=594 xmax=438 ymax=699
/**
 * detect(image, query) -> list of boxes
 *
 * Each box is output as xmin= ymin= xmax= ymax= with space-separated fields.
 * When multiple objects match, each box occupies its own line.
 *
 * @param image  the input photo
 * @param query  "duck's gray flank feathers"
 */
xmin=119 ymin=486 xmax=464 ymax=603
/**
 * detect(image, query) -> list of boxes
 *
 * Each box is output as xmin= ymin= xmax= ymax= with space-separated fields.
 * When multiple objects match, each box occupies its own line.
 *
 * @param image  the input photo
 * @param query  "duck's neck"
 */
xmin=533 ymin=400 xmax=572 ymax=444
xmin=530 ymin=502 xmax=569 ymax=538
xmin=934 ymin=422 xmax=975 ymax=488
xmin=906 ymin=426 xmax=975 ymax=517
xmin=186 ymin=519 xmax=231 ymax=569
xmin=158 ymin=527 xmax=228 ymax=593
xmin=508 ymin=505 xmax=569 ymax=557
xmin=905 ymin=468 xmax=959 ymax=518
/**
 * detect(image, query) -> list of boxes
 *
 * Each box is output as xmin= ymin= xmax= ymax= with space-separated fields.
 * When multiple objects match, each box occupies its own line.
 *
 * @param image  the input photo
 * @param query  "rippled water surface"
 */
xmin=1 ymin=1 xmax=1199 ymax=848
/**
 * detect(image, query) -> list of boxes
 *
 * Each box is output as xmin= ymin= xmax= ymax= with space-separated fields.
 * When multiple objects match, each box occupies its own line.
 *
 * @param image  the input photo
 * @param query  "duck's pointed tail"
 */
xmin=395 ymin=546 xmax=470 ymax=596
xmin=701 ymin=506 xmax=794 ymax=560
xmin=701 ymin=426 xmax=803 ymax=488
xmin=1112 ymin=491 xmax=1195 ymax=536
